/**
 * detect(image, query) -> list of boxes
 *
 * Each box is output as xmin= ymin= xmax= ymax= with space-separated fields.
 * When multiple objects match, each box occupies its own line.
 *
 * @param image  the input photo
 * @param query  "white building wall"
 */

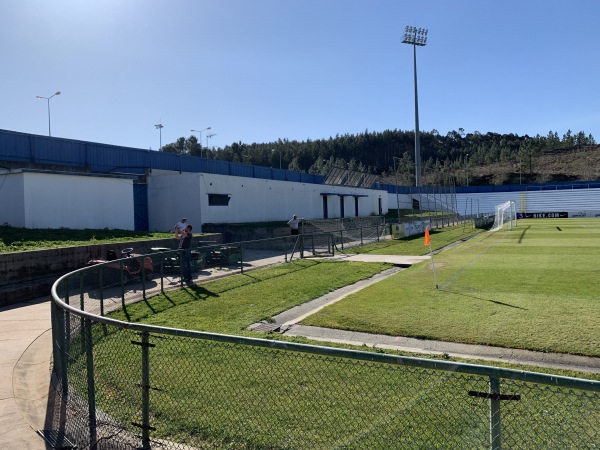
xmin=0 ymin=172 xmax=26 ymax=227
xmin=147 ymin=171 xmax=202 ymax=232
xmin=21 ymin=172 xmax=134 ymax=229
xmin=148 ymin=170 xmax=388 ymax=232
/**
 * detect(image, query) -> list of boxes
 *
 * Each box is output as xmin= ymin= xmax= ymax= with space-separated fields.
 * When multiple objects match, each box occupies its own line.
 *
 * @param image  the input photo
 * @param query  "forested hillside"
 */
xmin=161 ymin=129 xmax=599 ymax=186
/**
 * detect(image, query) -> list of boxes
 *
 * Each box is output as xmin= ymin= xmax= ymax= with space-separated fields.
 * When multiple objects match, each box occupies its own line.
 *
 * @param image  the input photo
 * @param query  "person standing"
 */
xmin=287 ymin=214 xmax=303 ymax=236
xmin=178 ymin=224 xmax=193 ymax=283
xmin=174 ymin=218 xmax=187 ymax=240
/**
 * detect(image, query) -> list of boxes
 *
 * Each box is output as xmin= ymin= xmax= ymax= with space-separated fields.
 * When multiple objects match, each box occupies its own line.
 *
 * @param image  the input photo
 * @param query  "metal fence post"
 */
xmin=56 ymin=305 xmax=69 ymax=396
xmin=120 ymin=260 xmax=126 ymax=309
xmin=140 ymin=255 xmax=147 ymax=300
xmin=51 ymin=298 xmax=68 ymax=396
xmin=160 ymin=254 xmax=165 ymax=294
xmin=132 ymin=331 xmax=154 ymax=449
xmin=179 ymin=251 xmax=184 ymax=287
xmin=240 ymin=243 xmax=245 ymax=274
xmin=490 ymin=376 xmax=502 ymax=450
xmin=99 ymin=266 xmax=105 ymax=317
xmin=84 ymin=318 xmax=98 ymax=448
xmin=141 ymin=331 xmax=151 ymax=449
xmin=80 ymin=272 xmax=86 ymax=354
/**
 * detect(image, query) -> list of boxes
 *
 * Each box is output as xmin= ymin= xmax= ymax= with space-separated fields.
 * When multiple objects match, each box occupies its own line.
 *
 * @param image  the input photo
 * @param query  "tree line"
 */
xmin=160 ymin=128 xmax=596 ymax=185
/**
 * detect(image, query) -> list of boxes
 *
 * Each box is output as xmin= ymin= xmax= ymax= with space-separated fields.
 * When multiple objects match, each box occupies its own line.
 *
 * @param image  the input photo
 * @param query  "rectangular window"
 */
xmin=208 ymin=194 xmax=231 ymax=206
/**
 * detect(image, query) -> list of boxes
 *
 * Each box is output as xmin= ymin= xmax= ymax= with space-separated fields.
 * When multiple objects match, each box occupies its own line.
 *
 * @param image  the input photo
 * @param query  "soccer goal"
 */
xmin=489 ymin=200 xmax=517 ymax=231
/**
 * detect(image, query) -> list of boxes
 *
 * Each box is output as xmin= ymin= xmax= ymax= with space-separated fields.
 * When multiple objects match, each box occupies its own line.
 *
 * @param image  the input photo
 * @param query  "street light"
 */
xmin=206 ymin=133 xmax=216 ymax=151
xmin=36 ymin=91 xmax=61 ymax=137
xmin=272 ymin=148 xmax=282 ymax=169
xmin=466 ymin=153 xmax=469 ymax=186
xmin=402 ymin=26 xmax=428 ymax=187
xmin=155 ymin=123 xmax=164 ymax=151
xmin=190 ymin=127 xmax=211 ymax=158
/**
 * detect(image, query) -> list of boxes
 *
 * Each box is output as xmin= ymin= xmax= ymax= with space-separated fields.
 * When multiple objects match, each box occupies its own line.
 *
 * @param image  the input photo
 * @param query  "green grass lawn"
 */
xmin=304 ymin=219 xmax=600 ymax=357
xmin=71 ymin=220 xmax=600 ymax=448
xmin=344 ymin=223 xmax=482 ymax=256
xmin=110 ymin=259 xmax=391 ymax=334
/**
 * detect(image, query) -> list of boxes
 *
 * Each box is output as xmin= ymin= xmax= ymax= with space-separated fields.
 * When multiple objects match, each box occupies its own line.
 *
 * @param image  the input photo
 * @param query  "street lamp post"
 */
xmin=206 ymin=133 xmax=216 ymax=152
xmin=190 ymin=127 xmax=211 ymax=158
xmin=154 ymin=123 xmax=164 ymax=151
xmin=466 ymin=153 xmax=469 ymax=186
xmin=402 ymin=26 xmax=428 ymax=187
xmin=36 ymin=91 xmax=61 ymax=137
xmin=272 ymin=148 xmax=282 ymax=169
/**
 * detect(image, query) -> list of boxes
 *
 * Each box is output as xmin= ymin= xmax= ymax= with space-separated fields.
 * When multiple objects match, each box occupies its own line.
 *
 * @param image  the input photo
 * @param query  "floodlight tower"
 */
xmin=402 ymin=26 xmax=428 ymax=187
xmin=154 ymin=123 xmax=163 ymax=150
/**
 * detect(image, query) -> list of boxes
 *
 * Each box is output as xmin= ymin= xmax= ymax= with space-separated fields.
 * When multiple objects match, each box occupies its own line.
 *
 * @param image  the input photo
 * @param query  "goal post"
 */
xmin=489 ymin=200 xmax=517 ymax=231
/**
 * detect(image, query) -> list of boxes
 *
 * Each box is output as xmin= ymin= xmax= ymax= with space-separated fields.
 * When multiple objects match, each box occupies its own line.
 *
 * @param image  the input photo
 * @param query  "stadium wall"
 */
xmin=387 ymin=188 xmax=600 ymax=218
xmin=148 ymin=170 xmax=387 ymax=232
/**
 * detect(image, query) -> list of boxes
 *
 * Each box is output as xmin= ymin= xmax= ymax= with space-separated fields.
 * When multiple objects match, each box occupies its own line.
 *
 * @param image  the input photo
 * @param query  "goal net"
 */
xmin=489 ymin=200 xmax=517 ymax=231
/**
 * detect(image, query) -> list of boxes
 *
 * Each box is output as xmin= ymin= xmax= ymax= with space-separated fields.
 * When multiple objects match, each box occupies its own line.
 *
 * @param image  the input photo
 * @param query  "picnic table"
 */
xmin=198 ymin=244 xmax=241 ymax=266
xmin=150 ymin=247 xmax=205 ymax=272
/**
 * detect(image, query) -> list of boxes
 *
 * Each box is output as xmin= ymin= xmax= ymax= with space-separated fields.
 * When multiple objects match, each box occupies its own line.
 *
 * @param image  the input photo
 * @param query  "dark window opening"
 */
xmin=208 ymin=194 xmax=231 ymax=206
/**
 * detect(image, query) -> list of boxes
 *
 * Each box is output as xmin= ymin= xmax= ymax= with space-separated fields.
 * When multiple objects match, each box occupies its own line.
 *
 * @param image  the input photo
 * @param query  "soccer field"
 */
xmin=302 ymin=219 xmax=600 ymax=357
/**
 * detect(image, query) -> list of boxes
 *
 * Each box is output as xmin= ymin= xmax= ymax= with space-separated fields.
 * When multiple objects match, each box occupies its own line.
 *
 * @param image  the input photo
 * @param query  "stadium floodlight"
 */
xmin=402 ymin=26 xmax=428 ymax=187
xmin=489 ymin=200 xmax=517 ymax=231
xmin=155 ymin=123 xmax=163 ymax=151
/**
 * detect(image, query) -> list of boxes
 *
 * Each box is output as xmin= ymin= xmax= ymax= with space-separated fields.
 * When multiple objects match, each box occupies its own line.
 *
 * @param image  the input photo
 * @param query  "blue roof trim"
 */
xmin=2 ymin=129 xmax=599 ymax=193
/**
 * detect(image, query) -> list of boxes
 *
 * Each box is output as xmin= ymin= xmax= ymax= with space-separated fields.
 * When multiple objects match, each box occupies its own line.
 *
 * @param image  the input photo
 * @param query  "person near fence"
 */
xmin=287 ymin=214 xmax=303 ymax=235
xmin=174 ymin=217 xmax=187 ymax=240
xmin=179 ymin=224 xmax=193 ymax=283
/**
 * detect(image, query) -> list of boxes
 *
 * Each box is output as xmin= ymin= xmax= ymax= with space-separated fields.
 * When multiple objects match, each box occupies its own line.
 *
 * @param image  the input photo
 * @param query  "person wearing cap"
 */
xmin=174 ymin=218 xmax=187 ymax=240
xmin=287 ymin=214 xmax=303 ymax=236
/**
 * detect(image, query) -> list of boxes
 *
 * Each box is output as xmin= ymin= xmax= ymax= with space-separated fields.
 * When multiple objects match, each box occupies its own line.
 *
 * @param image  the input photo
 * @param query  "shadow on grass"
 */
xmin=443 ymin=288 xmax=528 ymax=310
xmin=517 ymin=225 xmax=531 ymax=244
xmin=182 ymin=284 xmax=220 ymax=301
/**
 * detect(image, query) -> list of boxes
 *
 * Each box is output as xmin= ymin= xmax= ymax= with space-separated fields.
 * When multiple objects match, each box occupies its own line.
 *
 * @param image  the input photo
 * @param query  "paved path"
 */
xmin=0 ymin=298 xmax=53 ymax=449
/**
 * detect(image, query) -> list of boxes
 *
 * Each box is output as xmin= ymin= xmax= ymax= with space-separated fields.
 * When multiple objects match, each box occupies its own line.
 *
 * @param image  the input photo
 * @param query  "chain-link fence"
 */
xmin=300 ymin=217 xmax=387 ymax=254
xmin=50 ymin=249 xmax=600 ymax=449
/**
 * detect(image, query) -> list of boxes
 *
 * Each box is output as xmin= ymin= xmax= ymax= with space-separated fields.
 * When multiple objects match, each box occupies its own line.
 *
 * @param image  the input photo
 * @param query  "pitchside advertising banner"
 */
xmin=517 ymin=211 xmax=600 ymax=219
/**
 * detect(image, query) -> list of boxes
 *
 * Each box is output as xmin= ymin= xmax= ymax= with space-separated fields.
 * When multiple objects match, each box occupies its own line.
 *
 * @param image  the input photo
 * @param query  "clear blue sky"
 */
xmin=2 ymin=0 xmax=599 ymax=151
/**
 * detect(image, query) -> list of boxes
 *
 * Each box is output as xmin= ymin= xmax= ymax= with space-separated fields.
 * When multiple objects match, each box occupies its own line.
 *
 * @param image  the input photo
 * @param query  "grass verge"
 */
xmin=0 ymin=226 xmax=173 ymax=253
xmin=304 ymin=219 xmax=600 ymax=357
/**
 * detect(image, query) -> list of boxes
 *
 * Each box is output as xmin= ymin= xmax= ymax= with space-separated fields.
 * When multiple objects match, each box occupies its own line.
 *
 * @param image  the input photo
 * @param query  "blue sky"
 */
xmin=1 ymin=0 xmax=599 ymax=151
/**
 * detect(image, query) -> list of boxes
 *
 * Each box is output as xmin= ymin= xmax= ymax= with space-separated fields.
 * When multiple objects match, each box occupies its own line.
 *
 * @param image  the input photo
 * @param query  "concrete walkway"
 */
xmin=2 ymin=251 xmax=599 ymax=449
xmin=0 ymin=298 xmax=53 ymax=449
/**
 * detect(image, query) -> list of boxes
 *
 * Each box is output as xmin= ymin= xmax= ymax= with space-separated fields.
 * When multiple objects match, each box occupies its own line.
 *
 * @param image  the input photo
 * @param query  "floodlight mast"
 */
xmin=402 ymin=26 xmax=428 ymax=187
